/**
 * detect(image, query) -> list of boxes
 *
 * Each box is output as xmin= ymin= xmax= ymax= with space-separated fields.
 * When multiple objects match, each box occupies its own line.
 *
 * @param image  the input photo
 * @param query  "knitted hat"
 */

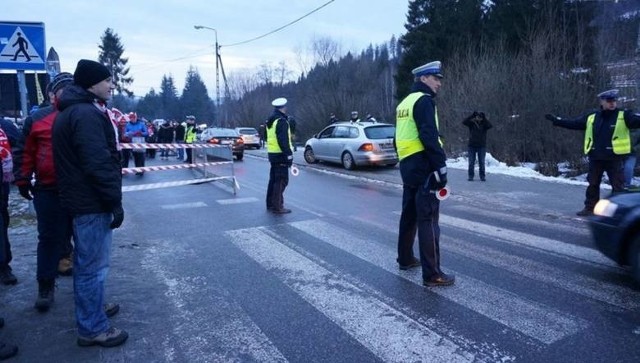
xmin=73 ymin=59 xmax=111 ymax=89
xmin=49 ymin=72 xmax=74 ymax=94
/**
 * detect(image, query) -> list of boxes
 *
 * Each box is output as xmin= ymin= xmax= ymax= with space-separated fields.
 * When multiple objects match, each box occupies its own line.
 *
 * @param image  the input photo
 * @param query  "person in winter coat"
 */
xmin=0 ymin=118 xmax=22 ymax=286
xmin=547 ymin=89 xmax=640 ymax=216
xmin=122 ymin=112 xmax=148 ymax=175
xmin=265 ymin=98 xmax=294 ymax=214
xmin=157 ymin=120 xmax=175 ymax=160
xmin=462 ymin=111 xmax=493 ymax=181
xmin=12 ymin=71 xmax=75 ymax=312
xmin=52 ymin=59 xmax=128 ymax=348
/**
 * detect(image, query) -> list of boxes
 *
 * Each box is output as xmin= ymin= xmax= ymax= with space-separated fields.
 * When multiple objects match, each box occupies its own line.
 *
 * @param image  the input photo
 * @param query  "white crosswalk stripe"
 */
xmin=289 ymin=219 xmax=587 ymax=345
xmin=226 ymin=227 xmax=497 ymax=363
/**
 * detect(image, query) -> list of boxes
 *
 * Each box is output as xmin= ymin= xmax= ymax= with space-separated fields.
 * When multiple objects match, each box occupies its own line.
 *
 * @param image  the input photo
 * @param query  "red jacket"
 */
xmin=14 ymin=105 xmax=58 ymax=188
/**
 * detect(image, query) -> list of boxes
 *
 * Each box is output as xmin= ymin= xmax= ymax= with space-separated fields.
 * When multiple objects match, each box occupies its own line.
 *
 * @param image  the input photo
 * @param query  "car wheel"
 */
xmin=304 ymin=147 xmax=318 ymax=164
xmin=342 ymin=152 xmax=356 ymax=170
xmin=236 ymin=153 xmax=244 ymax=161
xmin=630 ymin=235 xmax=640 ymax=284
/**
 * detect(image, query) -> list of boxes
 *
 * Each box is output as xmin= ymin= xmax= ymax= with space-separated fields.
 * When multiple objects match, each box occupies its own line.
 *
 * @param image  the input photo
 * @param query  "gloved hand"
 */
xmin=110 ymin=205 xmax=124 ymax=229
xmin=18 ymin=184 xmax=33 ymax=200
xmin=286 ymin=154 xmax=293 ymax=167
xmin=545 ymin=114 xmax=560 ymax=122
xmin=134 ymin=131 xmax=143 ymax=136
xmin=433 ymin=167 xmax=448 ymax=190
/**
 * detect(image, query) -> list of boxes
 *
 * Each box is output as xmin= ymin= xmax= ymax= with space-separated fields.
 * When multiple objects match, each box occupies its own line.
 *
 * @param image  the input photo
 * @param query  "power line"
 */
xmin=221 ymin=0 xmax=335 ymax=48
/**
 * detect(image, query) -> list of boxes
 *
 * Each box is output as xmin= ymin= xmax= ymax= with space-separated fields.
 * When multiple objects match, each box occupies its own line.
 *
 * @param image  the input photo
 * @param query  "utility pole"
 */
xmin=194 ymin=25 xmax=220 ymax=126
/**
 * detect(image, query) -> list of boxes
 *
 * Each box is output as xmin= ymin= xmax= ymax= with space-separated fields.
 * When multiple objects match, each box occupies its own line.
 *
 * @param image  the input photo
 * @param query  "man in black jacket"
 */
xmin=547 ymin=89 xmax=640 ymax=216
xmin=52 ymin=59 xmax=128 ymax=347
xmin=266 ymin=97 xmax=293 ymax=214
xmin=463 ymin=111 xmax=492 ymax=181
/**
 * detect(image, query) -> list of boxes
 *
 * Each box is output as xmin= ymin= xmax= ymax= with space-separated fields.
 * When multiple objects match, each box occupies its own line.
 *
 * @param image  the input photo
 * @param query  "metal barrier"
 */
xmin=119 ymin=143 xmax=237 ymax=194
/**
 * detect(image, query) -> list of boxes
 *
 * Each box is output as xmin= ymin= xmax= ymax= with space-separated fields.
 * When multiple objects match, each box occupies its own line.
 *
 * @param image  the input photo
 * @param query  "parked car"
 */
xmin=303 ymin=121 xmax=398 ymax=170
xmin=235 ymin=127 xmax=261 ymax=149
xmin=589 ymin=192 xmax=640 ymax=283
xmin=199 ymin=127 xmax=244 ymax=161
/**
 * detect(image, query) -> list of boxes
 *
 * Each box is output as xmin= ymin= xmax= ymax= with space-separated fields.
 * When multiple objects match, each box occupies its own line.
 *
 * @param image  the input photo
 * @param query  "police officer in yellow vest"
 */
xmin=184 ymin=115 xmax=197 ymax=164
xmin=266 ymin=97 xmax=294 ymax=214
xmin=546 ymin=89 xmax=640 ymax=216
xmin=395 ymin=60 xmax=454 ymax=287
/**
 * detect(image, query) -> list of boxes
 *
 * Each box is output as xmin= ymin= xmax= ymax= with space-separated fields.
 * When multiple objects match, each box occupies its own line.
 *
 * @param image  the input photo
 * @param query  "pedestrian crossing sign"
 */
xmin=0 ymin=21 xmax=46 ymax=71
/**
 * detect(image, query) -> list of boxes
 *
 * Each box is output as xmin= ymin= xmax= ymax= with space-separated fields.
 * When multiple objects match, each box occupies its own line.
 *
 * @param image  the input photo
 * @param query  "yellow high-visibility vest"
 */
xmin=395 ymin=92 xmax=442 ymax=161
xmin=267 ymin=118 xmax=292 ymax=152
xmin=584 ymin=111 xmax=629 ymax=155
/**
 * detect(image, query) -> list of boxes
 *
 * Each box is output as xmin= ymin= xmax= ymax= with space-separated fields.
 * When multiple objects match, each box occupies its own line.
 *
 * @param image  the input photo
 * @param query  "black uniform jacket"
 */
xmin=52 ymin=85 xmax=122 ymax=215
xmin=399 ymin=82 xmax=447 ymax=187
xmin=553 ymin=108 xmax=640 ymax=160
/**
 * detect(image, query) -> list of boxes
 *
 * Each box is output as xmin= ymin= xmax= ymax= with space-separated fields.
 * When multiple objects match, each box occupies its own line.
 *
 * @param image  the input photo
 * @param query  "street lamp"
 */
xmin=194 ymin=25 xmax=220 ymax=125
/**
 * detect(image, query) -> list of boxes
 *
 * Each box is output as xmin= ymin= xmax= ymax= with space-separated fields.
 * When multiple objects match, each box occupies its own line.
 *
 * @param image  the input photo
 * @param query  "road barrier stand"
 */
xmin=120 ymin=142 xmax=238 ymax=194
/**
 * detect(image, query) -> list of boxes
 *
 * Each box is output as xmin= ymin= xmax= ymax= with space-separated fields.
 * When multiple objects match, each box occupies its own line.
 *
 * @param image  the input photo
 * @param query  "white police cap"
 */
xmin=597 ymin=89 xmax=619 ymax=100
xmin=412 ymin=61 xmax=443 ymax=78
xmin=272 ymin=97 xmax=288 ymax=107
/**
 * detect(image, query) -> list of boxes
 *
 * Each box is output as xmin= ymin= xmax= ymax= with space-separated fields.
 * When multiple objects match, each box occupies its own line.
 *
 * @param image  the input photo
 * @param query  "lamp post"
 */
xmin=194 ymin=25 xmax=220 ymax=125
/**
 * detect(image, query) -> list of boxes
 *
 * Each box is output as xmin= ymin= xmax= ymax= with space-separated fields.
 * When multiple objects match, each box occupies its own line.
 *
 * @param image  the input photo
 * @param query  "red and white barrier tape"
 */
xmin=122 ymin=161 xmax=231 ymax=174
xmin=120 ymin=143 xmax=228 ymax=150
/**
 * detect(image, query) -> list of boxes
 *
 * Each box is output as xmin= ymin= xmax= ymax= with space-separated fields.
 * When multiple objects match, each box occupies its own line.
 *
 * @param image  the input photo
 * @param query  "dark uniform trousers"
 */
xmin=397 ymin=184 xmax=442 ymax=279
xmin=266 ymin=163 xmax=289 ymax=210
xmin=585 ymin=158 xmax=625 ymax=210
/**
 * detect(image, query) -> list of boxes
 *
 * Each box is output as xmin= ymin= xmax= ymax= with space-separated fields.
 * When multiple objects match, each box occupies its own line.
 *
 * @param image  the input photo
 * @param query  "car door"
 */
xmin=326 ymin=126 xmax=351 ymax=163
xmin=313 ymin=126 xmax=335 ymax=161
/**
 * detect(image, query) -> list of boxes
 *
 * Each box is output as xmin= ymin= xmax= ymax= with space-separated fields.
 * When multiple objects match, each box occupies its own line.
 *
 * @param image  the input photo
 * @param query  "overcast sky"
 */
xmin=2 ymin=0 xmax=408 ymax=97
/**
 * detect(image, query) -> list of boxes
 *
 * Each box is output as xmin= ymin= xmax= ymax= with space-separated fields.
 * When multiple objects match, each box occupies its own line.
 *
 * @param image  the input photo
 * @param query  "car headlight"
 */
xmin=593 ymin=199 xmax=618 ymax=217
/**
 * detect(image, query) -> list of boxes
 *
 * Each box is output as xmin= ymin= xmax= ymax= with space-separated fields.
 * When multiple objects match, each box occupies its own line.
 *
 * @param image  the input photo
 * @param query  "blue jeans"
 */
xmin=33 ymin=189 xmax=72 ymax=280
xmin=0 ymin=182 xmax=10 ymax=266
xmin=72 ymin=213 xmax=112 ymax=337
xmin=468 ymin=146 xmax=486 ymax=180
xmin=624 ymin=155 xmax=636 ymax=187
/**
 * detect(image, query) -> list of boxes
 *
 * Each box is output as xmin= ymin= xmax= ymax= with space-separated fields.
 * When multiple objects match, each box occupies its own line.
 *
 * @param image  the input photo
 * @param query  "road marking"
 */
xmin=160 ymin=201 xmax=208 ymax=210
xmin=292 ymin=219 xmax=587 ymax=345
xmin=227 ymin=227 xmax=485 ymax=363
xmin=142 ymin=241 xmax=288 ymax=362
xmin=445 ymin=235 xmax=640 ymax=310
xmin=216 ymin=197 xmax=259 ymax=205
xmin=438 ymin=214 xmax=617 ymax=268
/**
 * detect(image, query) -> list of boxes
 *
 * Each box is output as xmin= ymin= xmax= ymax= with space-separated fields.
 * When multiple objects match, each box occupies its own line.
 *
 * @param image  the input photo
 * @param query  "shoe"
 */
xmin=104 ymin=303 xmax=120 ymax=318
xmin=480 ymin=177 xmax=486 ymax=182
xmin=271 ymin=208 xmax=292 ymax=214
xmin=423 ymin=273 xmax=455 ymax=287
xmin=77 ymin=327 xmax=128 ymax=347
xmin=34 ymin=279 xmax=55 ymax=312
xmin=135 ymin=171 xmax=144 ymax=176
xmin=0 ymin=341 xmax=18 ymax=360
xmin=576 ymin=208 xmax=593 ymax=217
xmin=58 ymin=257 xmax=73 ymax=276
xmin=468 ymin=178 xmax=474 ymax=181
xmin=397 ymin=257 xmax=421 ymax=270
xmin=0 ymin=266 xmax=17 ymax=285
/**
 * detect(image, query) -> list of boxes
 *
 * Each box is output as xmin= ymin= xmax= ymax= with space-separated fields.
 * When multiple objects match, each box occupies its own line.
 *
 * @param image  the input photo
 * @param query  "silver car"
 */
xmin=303 ymin=121 xmax=398 ymax=170
xmin=235 ymin=127 xmax=261 ymax=149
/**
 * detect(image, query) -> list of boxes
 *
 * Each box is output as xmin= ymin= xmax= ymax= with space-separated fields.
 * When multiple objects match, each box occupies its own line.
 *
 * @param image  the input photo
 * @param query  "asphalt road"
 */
xmin=1 ymin=148 xmax=638 ymax=362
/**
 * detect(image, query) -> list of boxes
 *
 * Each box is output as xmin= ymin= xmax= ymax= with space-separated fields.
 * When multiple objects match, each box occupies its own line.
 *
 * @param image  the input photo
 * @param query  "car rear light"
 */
xmin=208 ymin=138 xmax=219 ymax=144
xmin=237 ymin=138 xmax=244 ymax=144
xmin=358 ymin=143 xmax=374 ymax=152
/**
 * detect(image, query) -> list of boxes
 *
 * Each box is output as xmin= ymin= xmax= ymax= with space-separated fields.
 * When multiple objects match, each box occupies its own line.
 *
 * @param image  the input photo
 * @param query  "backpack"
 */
xmin=0 ymin=126 xmax=14 ymax=183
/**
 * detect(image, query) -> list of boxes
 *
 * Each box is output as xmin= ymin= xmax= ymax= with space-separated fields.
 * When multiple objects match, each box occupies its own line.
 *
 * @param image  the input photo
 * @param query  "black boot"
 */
xmin=34 ymin=279 xmax=55 ymax=312
xmin=0 ymin=266 xmax=17 ymax=285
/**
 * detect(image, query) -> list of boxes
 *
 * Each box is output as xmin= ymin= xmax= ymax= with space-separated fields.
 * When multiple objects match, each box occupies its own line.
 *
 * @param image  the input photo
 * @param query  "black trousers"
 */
xmin=397 ymin=184 xmax=442 ymax=280
xmin=121 ymin=149 xmax=145 ymax=169
xmin=266 ymin=163 xmax=289 ymax=210
xmin=585 ymin=158 xmax=625 ymax=210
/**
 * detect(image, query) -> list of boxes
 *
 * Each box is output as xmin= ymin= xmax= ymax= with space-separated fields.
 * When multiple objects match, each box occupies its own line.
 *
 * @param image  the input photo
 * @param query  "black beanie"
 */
xmin=73 ymin=59 xmax=111 ymax=89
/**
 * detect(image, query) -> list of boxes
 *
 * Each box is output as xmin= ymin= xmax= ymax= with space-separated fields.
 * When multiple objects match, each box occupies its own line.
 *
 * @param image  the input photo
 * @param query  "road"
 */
xmin=1 ymin=148 xmax=639 ymax=362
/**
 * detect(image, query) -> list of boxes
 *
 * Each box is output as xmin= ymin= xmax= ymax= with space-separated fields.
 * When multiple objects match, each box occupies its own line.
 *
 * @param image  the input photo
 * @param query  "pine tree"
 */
xmin=181 ymin=67 xmax=216 ymax=125
xmin=98 ymin=28 xmax=134 ymax=97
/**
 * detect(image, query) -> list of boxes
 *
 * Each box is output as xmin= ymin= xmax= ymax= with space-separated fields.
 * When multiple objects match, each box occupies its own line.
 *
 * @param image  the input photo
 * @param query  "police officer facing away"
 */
xmin=395 ymin=61 xmax=455 ymax=287
xmin=546 ymin=89 xmax=640 ymax=216
xmin=266 ymin=97 xmax=294 ymax=214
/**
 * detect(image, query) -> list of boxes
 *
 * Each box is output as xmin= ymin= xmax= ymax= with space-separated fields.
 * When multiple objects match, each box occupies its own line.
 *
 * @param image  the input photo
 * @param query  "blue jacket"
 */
xmin=124 ymin=121 xmax=148 ymax=139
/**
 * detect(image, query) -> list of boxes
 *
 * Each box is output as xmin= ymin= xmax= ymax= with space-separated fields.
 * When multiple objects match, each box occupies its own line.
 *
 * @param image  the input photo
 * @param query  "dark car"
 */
xmin=199 ymin=127 xmax=244 ymax=161
xmin=589 ymin=192 xmax=640 ymax=283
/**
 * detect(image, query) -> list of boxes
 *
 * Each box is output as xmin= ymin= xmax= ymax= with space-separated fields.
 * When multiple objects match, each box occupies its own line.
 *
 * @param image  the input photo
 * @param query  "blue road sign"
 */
xmin=0 ymin=21 xmax=46 ymax=71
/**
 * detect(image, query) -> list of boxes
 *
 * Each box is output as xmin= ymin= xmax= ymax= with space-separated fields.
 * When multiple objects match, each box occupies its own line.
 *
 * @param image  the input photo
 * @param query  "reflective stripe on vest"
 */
xmin=395 ymin=92 xmax=442 ymax=161
xmin=267 ymin=119 xmax=292 ymax=153
xmin=584 ymin=111 xmax=629 ymax=155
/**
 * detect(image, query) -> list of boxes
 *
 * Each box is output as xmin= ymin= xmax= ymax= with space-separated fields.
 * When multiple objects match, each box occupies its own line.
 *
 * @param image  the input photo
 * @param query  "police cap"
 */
xmin=412 ymin=61 xmax=443 ymax=78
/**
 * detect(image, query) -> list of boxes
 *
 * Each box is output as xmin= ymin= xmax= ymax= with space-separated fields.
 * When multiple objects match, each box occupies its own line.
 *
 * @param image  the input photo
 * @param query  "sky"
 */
xmin=1 ymin=0 xmax=408 ymax=98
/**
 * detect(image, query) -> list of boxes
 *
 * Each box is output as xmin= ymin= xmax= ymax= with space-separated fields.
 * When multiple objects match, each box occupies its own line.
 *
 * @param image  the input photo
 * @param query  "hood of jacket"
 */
xmin=56 ymin=84 xmax=102 ymax=112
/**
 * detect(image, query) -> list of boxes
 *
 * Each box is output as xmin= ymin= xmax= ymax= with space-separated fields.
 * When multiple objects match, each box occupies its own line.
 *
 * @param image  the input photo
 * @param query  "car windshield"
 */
xmin=238 ymin=128 xmax=257 ymax=135
xmin=208 ymin=129 xmax=238 ymax=137
xmin=364 ymin=125 xmax=395 ymax=139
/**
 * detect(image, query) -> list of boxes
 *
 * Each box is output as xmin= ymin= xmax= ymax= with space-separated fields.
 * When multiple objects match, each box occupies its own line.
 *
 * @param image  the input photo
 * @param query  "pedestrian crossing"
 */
xmin=142 ymin=203 xmax=638 ymax=362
